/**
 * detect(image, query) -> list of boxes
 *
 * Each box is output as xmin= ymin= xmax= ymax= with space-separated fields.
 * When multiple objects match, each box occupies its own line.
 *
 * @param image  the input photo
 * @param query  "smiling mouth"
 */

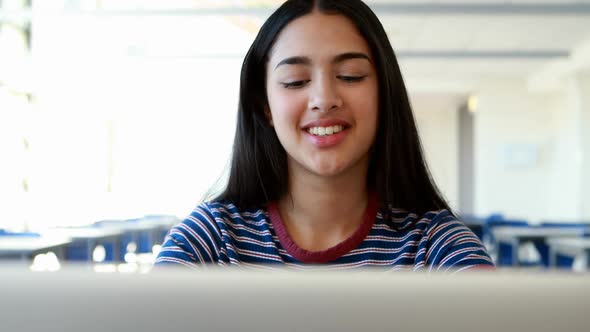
xmin=304 ymin=125 xmax=350 ymax=136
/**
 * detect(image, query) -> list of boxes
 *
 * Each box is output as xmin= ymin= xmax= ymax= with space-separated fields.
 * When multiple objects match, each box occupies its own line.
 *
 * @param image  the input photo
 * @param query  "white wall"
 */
xmin=548 ymin=72 xmax=590 ymax=221
xmin=410 ymin=77 xmax=590 ymax=223
xmin=575 ymin=73 xmax=590 ymax=220
xmin=473 ymin=81 xmax=561 ymax=222
xmin=545 ymin=81 xmax=581 ymax=221
xmin=0 ymin=11 xmax=247 ymax=231
xmin=411 ymin=94 xmax=461 ymax=210
xmin=19 ymin=58 xmax=242 ymax=230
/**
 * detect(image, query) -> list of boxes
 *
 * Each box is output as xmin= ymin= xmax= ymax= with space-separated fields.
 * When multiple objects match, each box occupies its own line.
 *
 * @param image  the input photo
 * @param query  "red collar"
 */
xmin=267 ymin=193 xmax=378 ymax=263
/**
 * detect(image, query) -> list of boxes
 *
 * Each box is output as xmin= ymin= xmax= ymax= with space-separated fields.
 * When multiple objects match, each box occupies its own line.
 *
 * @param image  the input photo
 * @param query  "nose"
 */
xmin=307 ymin=77 xmax=343 ymax=113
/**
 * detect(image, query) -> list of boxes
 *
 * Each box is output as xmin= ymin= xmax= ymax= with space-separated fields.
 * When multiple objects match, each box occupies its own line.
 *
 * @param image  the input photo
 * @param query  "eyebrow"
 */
xmin=274 ymin=52 xmax=371 ymax=70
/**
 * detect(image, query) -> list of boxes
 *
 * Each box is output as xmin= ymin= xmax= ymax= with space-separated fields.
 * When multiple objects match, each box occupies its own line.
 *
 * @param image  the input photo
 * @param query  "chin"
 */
xmin=309 ymin=162 xmax=349 ymax=177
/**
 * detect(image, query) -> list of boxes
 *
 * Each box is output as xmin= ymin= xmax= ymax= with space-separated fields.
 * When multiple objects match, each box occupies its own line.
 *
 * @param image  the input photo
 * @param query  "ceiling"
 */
xmin=268 ymin=0 xmax=590 ymax=90
xmin=365 ymin=1 xmax=590 ymax=92
xmin=96 ymin=0 xmax=590 ymax=92
xmin=1 ymin=0 xmax=590 ymax=93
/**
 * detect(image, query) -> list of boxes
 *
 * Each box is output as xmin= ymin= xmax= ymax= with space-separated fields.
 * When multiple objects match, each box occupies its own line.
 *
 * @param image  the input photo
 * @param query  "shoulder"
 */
xmin=421 ymin=209 xmax=467 ymax=238
xmin=202 ymin=201 xmax=271 ymax=233
xmin=419 ymin=209 xmax=494 ymax=270
xmin=204 ymin=201 xmax=269 ymax=221
xmin=398 ymin=209 xmax=478 ymax=247
xmin=381 ymin=208 xmax=494 ymax=270
xmin=380 ymin=208 xmax=455 ymax=233
xmin=156 ymin=201 xmax=268 ymax=266
xmin=177 ymin=200 xmax=269 ymax=239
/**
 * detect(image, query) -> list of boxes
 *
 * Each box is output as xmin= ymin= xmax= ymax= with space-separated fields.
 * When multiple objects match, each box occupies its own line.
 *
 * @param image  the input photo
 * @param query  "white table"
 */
xmin=0 ymin=236 xmax=72 ymax=261
xmin=547 ymin=238 xmax=590 ymax=269
xmin=45 ymin=228 xmax=124 ymax=239
xmin=491 ymin=226 xmax=590 ymax=266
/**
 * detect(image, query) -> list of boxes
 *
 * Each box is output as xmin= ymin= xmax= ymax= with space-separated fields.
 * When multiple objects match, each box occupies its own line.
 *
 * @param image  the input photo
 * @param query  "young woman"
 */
xmin=155 ymin=0 xmax=494 ymax=271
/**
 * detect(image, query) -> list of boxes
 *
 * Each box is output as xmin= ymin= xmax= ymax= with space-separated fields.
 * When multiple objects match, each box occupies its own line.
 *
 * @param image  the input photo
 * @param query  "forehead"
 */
xmin=268 ymin=12 xmax=372 ymax=66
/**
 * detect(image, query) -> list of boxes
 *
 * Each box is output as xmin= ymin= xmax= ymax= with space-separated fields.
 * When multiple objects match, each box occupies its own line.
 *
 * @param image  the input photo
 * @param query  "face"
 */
xmin=265 ymin=11 xmax=379 ymax=180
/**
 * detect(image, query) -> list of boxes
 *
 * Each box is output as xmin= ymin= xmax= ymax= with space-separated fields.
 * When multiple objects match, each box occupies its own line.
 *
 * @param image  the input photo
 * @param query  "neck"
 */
xmin=278 ymin=158 xmax=370 ymax=234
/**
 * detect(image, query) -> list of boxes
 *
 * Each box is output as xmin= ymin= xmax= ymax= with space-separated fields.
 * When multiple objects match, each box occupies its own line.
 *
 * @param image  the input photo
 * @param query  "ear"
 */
xmin=264 ymin=105 xmax=274 ymax=127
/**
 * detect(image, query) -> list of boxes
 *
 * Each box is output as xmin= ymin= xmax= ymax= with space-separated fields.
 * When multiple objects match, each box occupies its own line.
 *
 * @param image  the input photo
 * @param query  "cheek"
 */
xmin=349 ymin=85 xmax=379 ymax=130
xmin=267 ymin=90 xmax=306 ymax=130
xmin=364 ymin=82 xmax=379 ymax=128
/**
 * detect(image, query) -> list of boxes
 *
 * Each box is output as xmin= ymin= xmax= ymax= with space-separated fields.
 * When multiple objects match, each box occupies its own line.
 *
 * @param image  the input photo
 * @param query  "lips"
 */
xmin=306 ymin=124 xmax=344 ymax=136
xmin=300 ymin=118 xmax=351 ymax=130
xmin=301 ymin=122 xmax=350 ymax=149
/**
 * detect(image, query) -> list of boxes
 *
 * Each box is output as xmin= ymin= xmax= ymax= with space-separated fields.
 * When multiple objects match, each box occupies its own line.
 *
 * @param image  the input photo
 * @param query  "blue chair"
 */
xmin=555 ymin=252 xmax=576 ymax=269
xmin=538 ymin=221 xmax=590 ymax=268
xmin=64 ymin=241 xmax=92 ymax=261
xmin=92 ymin=220 xmax=130 ymax=262
xmin=127 ymin=218 xmax=154 ymax=254
xmin=93 ymin=218 xmax=159 ymax=262
xmin=483 ymin=216 xmax=530 ymax=266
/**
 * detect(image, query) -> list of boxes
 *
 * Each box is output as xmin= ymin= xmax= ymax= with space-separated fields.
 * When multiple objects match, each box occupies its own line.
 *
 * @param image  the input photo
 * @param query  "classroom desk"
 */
xmin=492 ymin=226 xmax=590 ymax=266
xmin=113 ymin=223 xmax=162 ymax=253
xmin=96 ymin=219 xmax=176 ymax=254
xmin=136 ymin=217 xmax=178 ymax=244
xmin=0 ymin=236 xmax=71 ymax=261
xmin=44 ymin=228 xmax=124 ymax=263
xmin=547 ymin=238 xmax=590 ymax=269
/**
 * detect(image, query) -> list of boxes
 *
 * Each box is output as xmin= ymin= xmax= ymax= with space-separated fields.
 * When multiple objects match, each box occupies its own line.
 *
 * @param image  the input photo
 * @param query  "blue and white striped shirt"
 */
xmin=156 ymin=199 xmax=494 ymax=271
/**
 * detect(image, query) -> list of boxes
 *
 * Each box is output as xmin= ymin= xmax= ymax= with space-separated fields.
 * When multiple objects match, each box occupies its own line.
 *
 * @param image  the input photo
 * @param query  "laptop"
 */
xmin=0 ymin=266 xmax=588 ymax=332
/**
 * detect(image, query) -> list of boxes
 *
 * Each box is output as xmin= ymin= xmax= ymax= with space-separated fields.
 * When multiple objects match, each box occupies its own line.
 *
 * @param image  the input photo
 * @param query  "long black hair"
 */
xmin=213 ymin=0 xmax=451 ymax=216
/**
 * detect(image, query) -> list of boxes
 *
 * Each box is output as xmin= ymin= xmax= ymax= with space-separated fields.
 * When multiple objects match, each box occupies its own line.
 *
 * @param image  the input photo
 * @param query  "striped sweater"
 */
xmin=155 ymin=198 xmax=494 ymax=271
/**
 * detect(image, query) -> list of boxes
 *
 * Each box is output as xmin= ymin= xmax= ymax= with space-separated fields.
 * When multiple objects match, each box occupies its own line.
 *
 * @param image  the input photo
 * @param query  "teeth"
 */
xmin=306 ymin=125 xmax=344 ymax=136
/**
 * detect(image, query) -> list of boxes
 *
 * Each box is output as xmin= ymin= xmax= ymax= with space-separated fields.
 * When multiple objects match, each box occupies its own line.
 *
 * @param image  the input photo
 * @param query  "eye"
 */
xmin=338 ymin=75 xmax=367 ymax=83
xmin=281 ymin=80 xmax=310 ymax=89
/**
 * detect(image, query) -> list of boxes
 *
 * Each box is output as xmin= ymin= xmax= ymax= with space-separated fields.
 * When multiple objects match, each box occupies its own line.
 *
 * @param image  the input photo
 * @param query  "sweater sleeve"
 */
xmin=424 ymin=210 xmax=495 ymax=272
xmin=154 ymin=203 xmax=224 ymax=268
